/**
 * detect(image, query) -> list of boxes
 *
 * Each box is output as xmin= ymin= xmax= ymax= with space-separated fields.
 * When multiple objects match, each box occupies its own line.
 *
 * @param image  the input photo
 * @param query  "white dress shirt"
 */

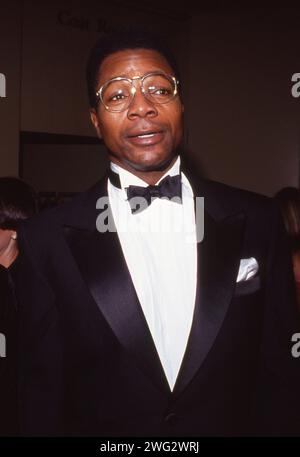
xmin=107 ymin=156 xmax=197 ymax=390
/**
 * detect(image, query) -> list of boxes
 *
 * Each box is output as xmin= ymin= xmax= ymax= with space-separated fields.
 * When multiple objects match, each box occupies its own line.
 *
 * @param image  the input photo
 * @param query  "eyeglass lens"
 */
xmin=101 ymin=74 xmax=176 ymax=111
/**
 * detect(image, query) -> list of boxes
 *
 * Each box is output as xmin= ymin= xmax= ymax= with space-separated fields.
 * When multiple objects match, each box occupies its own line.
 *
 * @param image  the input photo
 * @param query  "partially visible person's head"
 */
xmin=0 ymin=177 xmax=37 ymax=231
xmin=0 ymin=177 xmax=37 ymax=267
xmin=274 ymin=187 xmax=300 ymax=253
xmin=87 ymin=28 xmax=184 ymax=175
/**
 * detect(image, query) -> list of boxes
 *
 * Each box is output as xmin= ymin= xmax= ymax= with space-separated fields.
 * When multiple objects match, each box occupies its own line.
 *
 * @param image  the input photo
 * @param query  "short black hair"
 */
xmin=0 ymin=177 xmax=37 ymax=230
xmin=86 ymin=27 xmax=181 ymax=109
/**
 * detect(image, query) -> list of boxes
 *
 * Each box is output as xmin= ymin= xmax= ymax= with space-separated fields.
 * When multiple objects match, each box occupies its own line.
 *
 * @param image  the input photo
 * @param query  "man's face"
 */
xmin=90 ymin=48 xmax=184 ymax=173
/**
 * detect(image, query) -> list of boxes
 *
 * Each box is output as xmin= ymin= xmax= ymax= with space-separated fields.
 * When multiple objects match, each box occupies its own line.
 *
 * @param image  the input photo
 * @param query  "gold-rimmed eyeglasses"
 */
xmin=95 ymin=71 xmax=179 ymax=112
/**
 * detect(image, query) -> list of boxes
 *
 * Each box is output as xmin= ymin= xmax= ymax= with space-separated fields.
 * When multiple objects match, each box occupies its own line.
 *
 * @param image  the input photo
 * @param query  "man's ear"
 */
xmin=90 ymin=109 xmax=102 ymax=139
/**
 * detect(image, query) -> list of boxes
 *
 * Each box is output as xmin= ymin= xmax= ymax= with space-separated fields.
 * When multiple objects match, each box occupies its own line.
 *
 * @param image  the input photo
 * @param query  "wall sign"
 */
xmin=57 ymin=9 xmax=114 ymax=34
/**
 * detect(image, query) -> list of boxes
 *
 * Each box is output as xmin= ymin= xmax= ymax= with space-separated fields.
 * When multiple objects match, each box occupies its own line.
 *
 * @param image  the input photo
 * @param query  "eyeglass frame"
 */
xmin=95 ymin=71 xmax=179 ymax=112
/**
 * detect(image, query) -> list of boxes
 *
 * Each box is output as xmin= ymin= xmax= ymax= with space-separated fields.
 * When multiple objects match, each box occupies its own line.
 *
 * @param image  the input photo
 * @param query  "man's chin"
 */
xmin=124 ymin=154 xmax=178 ymax=173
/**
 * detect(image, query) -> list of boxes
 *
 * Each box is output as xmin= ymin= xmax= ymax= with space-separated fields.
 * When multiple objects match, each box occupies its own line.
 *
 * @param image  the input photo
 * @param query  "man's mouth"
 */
xmin=128 ymin=129 xmax=163 ymax=138
xmin=132 ymin=132 xmax=157 ymax=139
xmin=126 ymin=130 xmax=165 ymax=145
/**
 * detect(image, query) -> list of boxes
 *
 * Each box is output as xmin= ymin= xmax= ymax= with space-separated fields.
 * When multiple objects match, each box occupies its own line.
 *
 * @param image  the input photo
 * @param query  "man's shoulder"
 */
xmin=196 ymin=177 xmax=275 ymax=220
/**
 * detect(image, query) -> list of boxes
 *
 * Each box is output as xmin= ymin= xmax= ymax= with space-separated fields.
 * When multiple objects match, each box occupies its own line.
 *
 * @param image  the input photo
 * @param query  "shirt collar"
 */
xmin=109 ymin=156 xmax=193 ymax=200
xmin=110 ymin=155 xmax=181 ymax=192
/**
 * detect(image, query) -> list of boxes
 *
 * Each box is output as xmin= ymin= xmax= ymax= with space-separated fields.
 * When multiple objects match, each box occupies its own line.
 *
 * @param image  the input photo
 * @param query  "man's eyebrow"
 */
xmin=98 ymin=74 xmax=132 ymax=83
xmin=103 ymin=70 xmax=166 ymax=80
xmin=112 ymin=74 xmax=135 ymax=79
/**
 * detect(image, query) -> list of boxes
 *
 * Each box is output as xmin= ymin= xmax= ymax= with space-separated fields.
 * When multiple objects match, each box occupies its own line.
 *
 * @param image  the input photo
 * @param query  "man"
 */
xmin=11 ymin=29 xmax=300 ymax=436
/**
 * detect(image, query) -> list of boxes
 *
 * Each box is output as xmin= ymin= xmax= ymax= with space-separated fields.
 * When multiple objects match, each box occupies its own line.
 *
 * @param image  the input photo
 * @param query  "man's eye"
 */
xmin=110 ymin=92 xmax=127 ymax=102
xmin=148 ymin=86 xmax=171 ymax=96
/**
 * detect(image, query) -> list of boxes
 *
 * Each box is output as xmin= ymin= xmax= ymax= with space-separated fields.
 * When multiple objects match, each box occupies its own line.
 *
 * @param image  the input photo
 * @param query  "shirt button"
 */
xmin=164 ymin=412 xmax=178 ymax=426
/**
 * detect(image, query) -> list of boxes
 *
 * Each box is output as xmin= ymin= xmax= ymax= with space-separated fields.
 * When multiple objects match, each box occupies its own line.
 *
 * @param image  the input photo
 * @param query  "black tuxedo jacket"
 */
xmin=11 ymin=169 xmax=300 ymax=436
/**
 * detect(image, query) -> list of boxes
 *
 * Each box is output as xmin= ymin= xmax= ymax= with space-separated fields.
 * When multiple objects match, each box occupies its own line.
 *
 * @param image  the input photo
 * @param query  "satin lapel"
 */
xmin=173 ymin=178 xmax=246 ymax=396
xmin=62 ymin=183 xmax=170 ymax=395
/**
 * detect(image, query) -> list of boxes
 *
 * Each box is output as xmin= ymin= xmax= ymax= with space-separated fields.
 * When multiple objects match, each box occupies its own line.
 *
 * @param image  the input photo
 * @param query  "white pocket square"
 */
xmin=236 ymin=257 xmax=259 ymax=283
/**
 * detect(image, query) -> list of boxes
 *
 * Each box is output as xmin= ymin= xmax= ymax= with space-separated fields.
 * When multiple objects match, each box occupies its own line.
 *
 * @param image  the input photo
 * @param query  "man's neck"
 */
xmin=110 ymin=156 xmax=179 ymax=186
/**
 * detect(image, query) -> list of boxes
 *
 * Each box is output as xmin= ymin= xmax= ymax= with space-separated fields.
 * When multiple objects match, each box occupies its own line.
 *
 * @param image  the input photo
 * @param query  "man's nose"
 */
xmin=127 ymin=88 xmax=158 ymax=119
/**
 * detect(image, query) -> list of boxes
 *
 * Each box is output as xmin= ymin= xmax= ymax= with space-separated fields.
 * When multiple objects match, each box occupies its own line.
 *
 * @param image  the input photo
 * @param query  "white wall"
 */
xmin=186 ymin=8 xmax=300 ymax=196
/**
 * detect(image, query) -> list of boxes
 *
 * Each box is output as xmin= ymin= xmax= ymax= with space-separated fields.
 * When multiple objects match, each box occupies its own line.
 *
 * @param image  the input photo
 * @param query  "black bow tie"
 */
xmin=108 ymin=168 xmax=182 ymax=214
